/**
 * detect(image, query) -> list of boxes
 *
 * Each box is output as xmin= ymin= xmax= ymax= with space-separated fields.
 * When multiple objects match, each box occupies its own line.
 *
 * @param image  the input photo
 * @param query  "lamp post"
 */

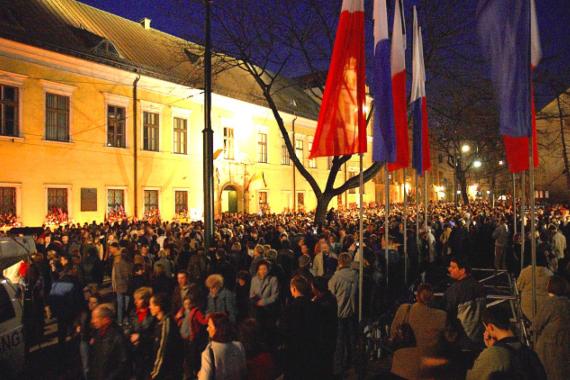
xmin=202 ymin=0 xmax=214 ymax=250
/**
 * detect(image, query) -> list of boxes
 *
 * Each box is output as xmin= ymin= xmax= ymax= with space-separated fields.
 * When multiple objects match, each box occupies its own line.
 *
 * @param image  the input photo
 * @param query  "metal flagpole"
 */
xmin=385 ymin=165 xmax=390 ymax=285
xmin=520 ymin=172 xmax=526 ymax=275
xmin=403 ymin=168 xmax=408 ymax=285
xmin=513 ymin=173 xmax=517 ymax=237
xmin=423 ymin=172 xmax=428 ymax=232
xmin=415 ymin=172 xmax=420 ymax=247
xmin=358 ymin=154 xmax=364 ymax=322
xmin=529 ymin=138 xmax=537 ymax=321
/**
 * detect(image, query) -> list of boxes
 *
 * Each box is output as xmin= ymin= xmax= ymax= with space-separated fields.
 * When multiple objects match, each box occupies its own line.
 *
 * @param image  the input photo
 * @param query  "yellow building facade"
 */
xmin=0 ymin=0 xmax=377 ymax=226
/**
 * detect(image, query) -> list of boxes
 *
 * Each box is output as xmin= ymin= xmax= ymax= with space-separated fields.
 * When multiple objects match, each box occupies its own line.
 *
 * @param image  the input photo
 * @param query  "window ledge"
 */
xmin=105 ymin=144 xmax=128 ymax=149
xmin=43 ymin=139 xmax=73 ymax=146
xmin=0 ymin=135 xmax=24 ymax=142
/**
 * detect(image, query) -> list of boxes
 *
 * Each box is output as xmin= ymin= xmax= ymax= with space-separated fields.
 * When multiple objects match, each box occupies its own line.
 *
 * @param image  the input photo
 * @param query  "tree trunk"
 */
xmin=457 ymin=170 xmax=469 ymax=205
xmin=314 ymin=193 xmax=333 ymax=225
xmin=556 ymin=96 xmax=570 ymax=189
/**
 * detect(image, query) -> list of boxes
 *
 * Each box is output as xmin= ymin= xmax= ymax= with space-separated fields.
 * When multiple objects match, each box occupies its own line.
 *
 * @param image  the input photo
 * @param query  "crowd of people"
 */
xmin=3 ymin=200 xmax=570 ymax=380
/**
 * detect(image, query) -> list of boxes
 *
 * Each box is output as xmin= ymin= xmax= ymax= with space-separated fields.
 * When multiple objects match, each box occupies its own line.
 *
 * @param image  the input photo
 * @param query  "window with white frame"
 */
xmin=281 ymin=139 xmax=290 ymax=165
xmin=143 ymin=111 xmax=159 ymax=151
xmin=307 ymin=136 xmax=316 ymax=168
xmin=257 ymin=132 xmax=268 ymax=163
xmin=0 ymin=187 xmax=16 ymax=215
xmin=107 ymin=189 xmax=125 ymax=212
xmin=47 ymin=188 xmax=68 ymax=213
xmin=223 ymin=127 xmax=235 ymax=160
xmin=175 ymin=190 xmax=188 ymax=213
xmin=107 ymin=105 xmax=126 ymax=147
xmin=144 ymin=189 xmax=159 ymax=211
xmin=0 ymin=85 xmax=18 ymax=137
xmin=173 ymin=117 xmax=188 ymax=154
xmin=45 ymin=93 xmax=70 ymax=142
xmin=348 ymin=169 xmax=357 ymax=194
xmin=295 ymin=138 xmax=304 ymax=163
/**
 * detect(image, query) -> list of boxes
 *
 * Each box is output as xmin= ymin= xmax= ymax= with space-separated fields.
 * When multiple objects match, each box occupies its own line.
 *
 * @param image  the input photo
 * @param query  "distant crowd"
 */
xmin=3 ymin=201 xmax=570 ymax=380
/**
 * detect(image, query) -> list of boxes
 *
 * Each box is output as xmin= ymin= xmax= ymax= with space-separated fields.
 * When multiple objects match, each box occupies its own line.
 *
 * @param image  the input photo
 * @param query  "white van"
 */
xmin=0 ymin=236 xmax=35 ymax=378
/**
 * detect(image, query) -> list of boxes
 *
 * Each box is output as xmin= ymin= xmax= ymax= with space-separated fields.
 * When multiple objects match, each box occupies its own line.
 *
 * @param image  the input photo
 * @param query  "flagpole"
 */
xmin=385 ymin=165 xmax=390 ymax=285
xmin=358 ymin=153 xmax=364 ymax=322
xmin=520 ymin=172 xmax=526 ymax=275
xmin=423 ymin=172 xmax=428 ymax=232
xmin=513 ymin=173 xmax=517 ymax=237
xmin=415 ymin=172 xmax=420 ymax=248
xmin=403 ymin=167 xmax=408 ymax=285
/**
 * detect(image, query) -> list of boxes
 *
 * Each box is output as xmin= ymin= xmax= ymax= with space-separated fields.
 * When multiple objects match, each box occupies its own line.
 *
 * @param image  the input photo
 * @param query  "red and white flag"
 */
xmin=310 ymin=0 xmax=366 ymax=158
xmin=387 ymin=0 xmax=409 ymax=171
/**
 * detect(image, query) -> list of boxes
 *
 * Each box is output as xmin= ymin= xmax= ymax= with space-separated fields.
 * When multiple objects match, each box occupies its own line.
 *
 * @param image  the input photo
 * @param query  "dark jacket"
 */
xmin=150 ymin=316 xmax=184 ymax=380
xmin=129 ymin=307 xmax=156 ymax=380
xmin=112 ymin=258 xmax=133 ymax=294
xmin=442 ymin=274 xmax=485 ymax=345
xmin=81 ymin=253 xmax=103 ymax=284
xmin=279 ymin=295 xmax=321 ymax=380
xmin=313 ymin=290 xmax=337 ymax=378
xmin=88 ymin=323 xmax=130 ymax=380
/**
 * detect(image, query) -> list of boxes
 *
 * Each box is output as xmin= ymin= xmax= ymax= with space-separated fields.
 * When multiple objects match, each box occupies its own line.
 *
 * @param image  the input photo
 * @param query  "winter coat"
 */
xmin=442 ymin=275 xmax=485 ymax=345
xmin=249 ymin=275 xmax=279 ymax=307
xmin=279 ymin=295 xmax=321 ymax=380
xmin=206 ymin=288 xmax=237 ymax=322
xmin=391 ymin=302 xmax=447 ymax=350
xmin=516 ymin=265 xmax=552 ymax=321
xmin=112 ymin=258 xmax=133 ymax=294
xmin=533 ymin=295 xmax=570 ymax=380
xmin=492 ymin=224 xmax=509 ymax=247
xmin=88 ymin=323 xmax=130 ymax=380
xmin=150 ymin=316 xmax=184 ymax=380
xmin=197 ymin=341 xmax=247 ymax=380
xmin=328 ymin=267 xmax=358 ymax=318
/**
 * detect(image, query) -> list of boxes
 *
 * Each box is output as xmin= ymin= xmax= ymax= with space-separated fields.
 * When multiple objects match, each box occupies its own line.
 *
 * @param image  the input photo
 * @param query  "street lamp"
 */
xmin=461 ymin=144 xmax=471 ymax=153
xmin=499 ymin=160 xmax=504 ymax=166
xmin=473 ymin=159 xmax=482 ymax=168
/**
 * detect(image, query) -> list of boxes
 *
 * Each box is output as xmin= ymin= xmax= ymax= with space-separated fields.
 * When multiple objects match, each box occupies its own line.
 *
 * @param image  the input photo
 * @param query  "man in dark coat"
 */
xmin=279 ymin=275 xmax=321 ymax=380
xmin=312 ymin=276 xmax=338 ymax=380
xmin=149 ymin=293 xmax=184 ymax=380
xmin=88 ymin=304 xmax=130 ymax=380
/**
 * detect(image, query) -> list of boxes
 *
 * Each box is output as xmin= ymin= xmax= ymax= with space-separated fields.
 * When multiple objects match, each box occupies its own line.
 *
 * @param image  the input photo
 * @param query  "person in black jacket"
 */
xmin=149 ymin=293 xmax=184 ymax=380
xmin=312 ymin=276 xmax=338 ymax=380
xmin=279 ymin=275 xmax=321 ymax=380
xmin=81 ymin=246 xmax=103 ymax=286
xmin=88 ymin=304 xmax=130 ymax=380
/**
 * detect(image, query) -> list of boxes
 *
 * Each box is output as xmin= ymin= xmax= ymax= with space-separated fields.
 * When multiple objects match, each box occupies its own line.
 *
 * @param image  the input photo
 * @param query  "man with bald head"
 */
xmin=88 ymin=304 xmax=130 ymax=380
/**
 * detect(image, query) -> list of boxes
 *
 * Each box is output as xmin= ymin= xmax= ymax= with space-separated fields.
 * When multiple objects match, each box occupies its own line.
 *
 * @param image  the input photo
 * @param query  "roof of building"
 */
xmin=0 ymin=0 xmax=320 ymax=120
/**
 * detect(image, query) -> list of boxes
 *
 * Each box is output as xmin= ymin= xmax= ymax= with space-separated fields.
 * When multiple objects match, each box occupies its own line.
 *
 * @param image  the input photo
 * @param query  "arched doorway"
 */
xmin=221 ymin=185 xmax=238 ymax=213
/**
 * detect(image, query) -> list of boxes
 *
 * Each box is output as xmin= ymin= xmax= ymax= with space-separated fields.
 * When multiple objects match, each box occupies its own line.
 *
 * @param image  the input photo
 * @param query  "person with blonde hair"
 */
xmin=205 ymin=274 xmax=237 ymax=322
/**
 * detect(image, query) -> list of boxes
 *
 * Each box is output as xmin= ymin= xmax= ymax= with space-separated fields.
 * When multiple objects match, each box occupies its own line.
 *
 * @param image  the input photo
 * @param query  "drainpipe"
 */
xmin=133 ymin=74 xmax=140 ymax=218
xmin=292 ymin=116 xmax=297 ymax=212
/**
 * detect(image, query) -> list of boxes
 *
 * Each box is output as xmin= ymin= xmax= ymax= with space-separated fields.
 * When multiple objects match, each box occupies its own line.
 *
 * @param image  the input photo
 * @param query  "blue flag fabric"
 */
xmin=477 ymin=0 xmax=531 ymax=139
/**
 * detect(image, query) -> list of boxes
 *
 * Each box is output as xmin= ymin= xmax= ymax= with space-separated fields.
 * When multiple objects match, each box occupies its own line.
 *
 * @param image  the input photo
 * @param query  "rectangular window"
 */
xmin=0 ymin=187 xmax=16 ymax=214
xmin=107 ymin=189 xmax=125 ymax=211
xmin=307 ymin=137 xmax=316 ymax=168
xmin=223 ymin=127 xmax=234 ymax=160
xmin=0 ymin=284 xmax=15 ymax=324
xmin=296 ymin=192 xmax=305 ymax=208
xmin=107 ymin=105 xmax=126 ymax=147
xmin=281 ymin=141 xmax=290 ymax=165
xmin=143 ymin=111 xmax=159 ymax=151
xmin=144 ymin=190 xmax=159 ymax=211
xmin=175 ymin=190 xmax=188 ymax=213
xmin=257 ymin=132 xmax=268 ymax=163
xmin=349 ymin=170 xmax=357 ymax=194
xmin=45 ymin=93 xmax=70 ymax=142
xmin=295 ymin=138 xmax=304 ymax=163
xmin=258 ymin=191 xmax=268 ymax=206
xmin=0 ymin=85 xmax=18 ymax=137
xmin=173 ymin=117 xmax=188 ymax=154
xmin=47 ymin=188 xmax=68 ymax=213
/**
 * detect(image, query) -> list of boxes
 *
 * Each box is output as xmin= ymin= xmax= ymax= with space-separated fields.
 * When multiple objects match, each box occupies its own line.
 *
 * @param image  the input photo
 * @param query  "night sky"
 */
xmin=80 ymin=0 xmax=570 ymax=106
